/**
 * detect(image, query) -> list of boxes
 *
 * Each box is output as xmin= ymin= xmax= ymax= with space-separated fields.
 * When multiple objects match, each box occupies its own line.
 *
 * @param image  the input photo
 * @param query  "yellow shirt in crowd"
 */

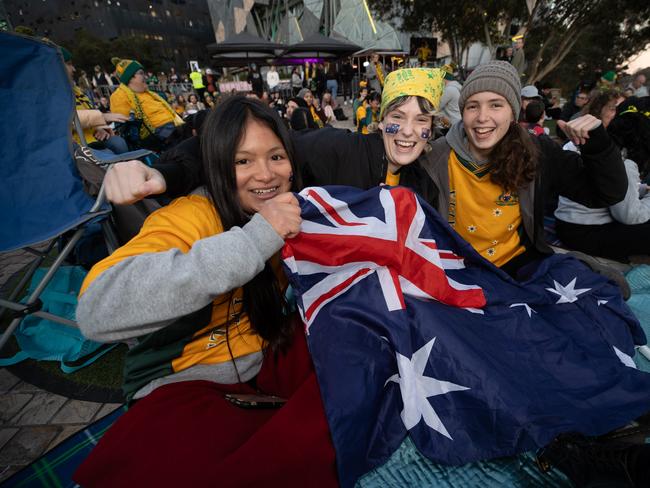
xmin=447 ymin=150 xmax=526 ymax=266
xmin=110 ymin=88 xmax=177 ymax=130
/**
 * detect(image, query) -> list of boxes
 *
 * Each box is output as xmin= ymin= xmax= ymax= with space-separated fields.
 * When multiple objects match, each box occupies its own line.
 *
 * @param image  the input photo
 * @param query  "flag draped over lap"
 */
xmin=281 ymin=185 xmax=650 ymax=488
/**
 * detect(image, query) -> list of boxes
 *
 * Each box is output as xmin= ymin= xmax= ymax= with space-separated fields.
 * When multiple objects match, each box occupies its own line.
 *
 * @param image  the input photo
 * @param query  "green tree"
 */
xmin=64 ymin=29 xmax=165 ymax=76
xmin=524 ymin=0 xmax=650 ymax=84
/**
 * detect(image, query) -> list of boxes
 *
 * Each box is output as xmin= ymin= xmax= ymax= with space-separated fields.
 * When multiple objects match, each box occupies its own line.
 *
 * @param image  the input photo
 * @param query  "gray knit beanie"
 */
xmin=459 ymin=61 xmax=522 ymax=118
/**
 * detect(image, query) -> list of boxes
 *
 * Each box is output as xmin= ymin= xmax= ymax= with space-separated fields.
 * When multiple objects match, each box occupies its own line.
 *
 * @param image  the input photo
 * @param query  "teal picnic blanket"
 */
xmin=626 ymin=265 xmax=650 ymax=372
xmin=357 ymin=437 xmax=570 ymax=487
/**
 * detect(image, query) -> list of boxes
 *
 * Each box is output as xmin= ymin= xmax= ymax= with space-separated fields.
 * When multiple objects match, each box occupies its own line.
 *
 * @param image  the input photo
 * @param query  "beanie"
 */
xmin=111 ymin=57 xmax=144 ymax=85
xmin=442 ymin=63 xmax=455 ymax=81
xmin=601 ymin=70 xmax=617 ymax=83
xmin=459 ymin=60 xmax=522 ymax=118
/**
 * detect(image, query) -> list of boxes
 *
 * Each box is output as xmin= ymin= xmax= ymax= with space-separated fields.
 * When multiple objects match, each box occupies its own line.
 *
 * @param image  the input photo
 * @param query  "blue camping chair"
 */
xmin=0 ymin=32 xmax=150 ymax=352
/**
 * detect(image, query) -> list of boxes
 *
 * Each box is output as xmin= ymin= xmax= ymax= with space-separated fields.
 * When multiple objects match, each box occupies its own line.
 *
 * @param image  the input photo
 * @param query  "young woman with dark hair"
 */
xmin=73 ymin=96 xmax=337 ymax=487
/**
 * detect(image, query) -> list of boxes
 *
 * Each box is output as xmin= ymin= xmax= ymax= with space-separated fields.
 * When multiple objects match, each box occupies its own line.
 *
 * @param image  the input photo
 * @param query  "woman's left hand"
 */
xmin=557 ymin=114 xmax=602 ymax=146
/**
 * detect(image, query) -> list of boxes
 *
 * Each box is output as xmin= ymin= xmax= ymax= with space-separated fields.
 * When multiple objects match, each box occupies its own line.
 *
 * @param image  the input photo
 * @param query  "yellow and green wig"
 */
xmin=379 ymin=68 xmax=445 ymax=119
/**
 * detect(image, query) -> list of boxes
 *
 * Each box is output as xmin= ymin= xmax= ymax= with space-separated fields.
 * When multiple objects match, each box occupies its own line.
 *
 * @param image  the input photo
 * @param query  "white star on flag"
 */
xmin=546 ymin=278 xmax=591 ymax=304
xmin=510 ymin=303 xmax=536 ymax=317
xmin=613 ymin=346 xmax=637 ymax=369
xmin=386 ymin=338 xmax=470 ymax=439
xmin=597 ymin=300 xmax=609 ymax=306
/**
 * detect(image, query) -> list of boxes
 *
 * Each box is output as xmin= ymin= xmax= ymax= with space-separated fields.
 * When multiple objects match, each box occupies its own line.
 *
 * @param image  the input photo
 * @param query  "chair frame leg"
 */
xmin=0 ymin=227 xmax=87 ymax=352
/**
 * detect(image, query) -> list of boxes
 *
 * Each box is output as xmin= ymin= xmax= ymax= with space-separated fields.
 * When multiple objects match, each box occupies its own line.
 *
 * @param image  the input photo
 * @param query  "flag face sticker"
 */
xmin=282 ymin=186 xmax=650 ymax=488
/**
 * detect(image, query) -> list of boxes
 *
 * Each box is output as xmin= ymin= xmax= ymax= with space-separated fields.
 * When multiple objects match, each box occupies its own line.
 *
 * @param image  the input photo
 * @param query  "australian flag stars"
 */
xmin=282 ymin=185 xmax=650 ymax=488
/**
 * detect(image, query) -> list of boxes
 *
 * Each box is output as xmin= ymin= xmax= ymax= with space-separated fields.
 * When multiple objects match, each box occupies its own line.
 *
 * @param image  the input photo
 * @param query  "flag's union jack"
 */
xmin=282 ymin=186 xmax=486 ymax=328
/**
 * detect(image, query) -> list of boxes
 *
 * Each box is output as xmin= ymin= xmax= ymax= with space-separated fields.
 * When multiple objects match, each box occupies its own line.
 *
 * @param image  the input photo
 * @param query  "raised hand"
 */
xmin=557 ymin=114 xmax=602 ymax=146
xmin=258 ymin=192 xmax=302 ymax=239
xmin=105 ymin=160 xmax=166 ymax=205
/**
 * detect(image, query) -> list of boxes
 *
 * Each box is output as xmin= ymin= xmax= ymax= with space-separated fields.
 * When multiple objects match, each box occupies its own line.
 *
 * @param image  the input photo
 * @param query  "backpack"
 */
xmin=0 ymin=266 xmax=116 ymax=373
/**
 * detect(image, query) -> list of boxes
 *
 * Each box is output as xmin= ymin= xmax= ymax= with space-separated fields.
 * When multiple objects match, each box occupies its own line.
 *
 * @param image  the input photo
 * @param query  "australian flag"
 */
xmin=282 ymin=185 xmax=650 ymax=488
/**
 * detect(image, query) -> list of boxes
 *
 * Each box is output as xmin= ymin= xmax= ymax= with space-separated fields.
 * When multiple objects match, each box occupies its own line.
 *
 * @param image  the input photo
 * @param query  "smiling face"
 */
xmin=286 ymin=100 xmax=299 ymax=119
xmin=463 ymin=91 xmax=514 ymax=161
xmin=379 ymin=97 xmax=433 ymax=173
xmin=235 ymin=118 xmax=293 ymax=214
xmin=302 ymin=90 xmax=314 ymax=106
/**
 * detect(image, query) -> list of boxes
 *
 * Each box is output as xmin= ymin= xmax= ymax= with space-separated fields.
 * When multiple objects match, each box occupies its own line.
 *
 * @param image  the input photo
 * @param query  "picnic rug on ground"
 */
xmin=1 ymin=406 xmax=125 ymax=488
xmin=1 ymin=403 xmax=571 ymax=488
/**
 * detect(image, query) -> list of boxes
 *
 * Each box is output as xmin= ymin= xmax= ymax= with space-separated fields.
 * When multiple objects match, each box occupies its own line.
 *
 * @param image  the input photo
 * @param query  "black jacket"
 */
xmin=155 ymin=126 xmax=626 ymax=260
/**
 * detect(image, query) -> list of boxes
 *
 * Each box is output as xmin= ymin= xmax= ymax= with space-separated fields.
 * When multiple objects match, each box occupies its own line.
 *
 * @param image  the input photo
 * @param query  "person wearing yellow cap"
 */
xmin=109 ymin=57 xmax=184 ymax=149
xmin=511 ymin=35 xmax=526 ymax=78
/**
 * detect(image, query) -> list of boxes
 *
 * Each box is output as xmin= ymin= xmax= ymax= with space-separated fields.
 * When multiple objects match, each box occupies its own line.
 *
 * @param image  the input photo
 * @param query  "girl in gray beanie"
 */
xmin=423 ymin=59 xmax=628 ymax=277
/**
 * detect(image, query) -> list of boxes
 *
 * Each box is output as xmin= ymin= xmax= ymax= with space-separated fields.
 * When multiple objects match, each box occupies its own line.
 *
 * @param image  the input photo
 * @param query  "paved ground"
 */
xmin=0 ymin=246 xmax=122 ymax=483
xmin=0 ymin=101 xmax=356 ymax=483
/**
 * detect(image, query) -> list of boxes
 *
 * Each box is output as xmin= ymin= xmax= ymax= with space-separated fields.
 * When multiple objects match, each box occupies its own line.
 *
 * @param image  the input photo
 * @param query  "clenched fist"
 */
xmin=258 ymin=193 xmax=302 ymax=239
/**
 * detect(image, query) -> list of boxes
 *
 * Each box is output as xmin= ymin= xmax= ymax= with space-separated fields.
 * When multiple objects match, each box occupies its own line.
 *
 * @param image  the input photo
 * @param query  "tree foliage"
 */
xmin=525 ymin=0 xmax=650 ymax=84
xmin=367 ymin=0 xmax=650 ymax=86
xmin=65 ymin=29 xmax=163 ymax=75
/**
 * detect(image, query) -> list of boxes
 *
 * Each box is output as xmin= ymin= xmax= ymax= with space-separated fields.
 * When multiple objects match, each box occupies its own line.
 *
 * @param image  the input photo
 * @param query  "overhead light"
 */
xmin=363 ymin=61 xmax=369 ymax=67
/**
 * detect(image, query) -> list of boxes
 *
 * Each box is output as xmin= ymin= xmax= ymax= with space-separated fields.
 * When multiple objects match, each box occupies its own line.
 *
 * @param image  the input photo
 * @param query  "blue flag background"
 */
xmin=283 ymin=186 xmax=650 ymax=488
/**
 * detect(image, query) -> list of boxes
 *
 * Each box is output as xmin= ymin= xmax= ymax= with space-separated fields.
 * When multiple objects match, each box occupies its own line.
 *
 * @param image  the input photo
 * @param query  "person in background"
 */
xmin=554 ymin=93 xmax=650 ymax=261
xmin=169 ymin=67 xmax=179 ymax=84
xmin=439 ymin=65 xmax=462 ymax=126
xmin=62 ymin=47 xmax=129 ymax=154
xmin=559 ymin=87 xmax=590 ymax=125
xmin=284 ymin=97 xmax=307 ymax=127
xmin=109 ymin=57 xmax=184 ymax=149
xmin=321 ymin=91 xmax=336 ymax=124
xmin=146 ymin=71 xmax=159 ymax=88
xmin=356 ymin=92 xmax=380 ymax=134
xmin=203 ymin=93 xmax=216 ymax=110
xmin=599 ymin=70 xmax=617 ymax=89
xmin=189 ymin=67 xmax=206 ymax=100
xmin=92 ymin=65 xmax=113 ymax=90
xmin=173 ymin=94 xmax=187 ymax=117
xmin=340 ymin=59 xmax=355 ymax=105
xmin=185 ymin=93 xmax=205 ymax=115
xmin=247 ymin=63 xmax=264 ymax=98
xmin=352 ymin=84 xmax=368 ymax=127
xmin=77 ymin=69 xmax=93 ymax=100
xmin=205 ymin=68 xmax=219 ymax=96
xmin=366 ymin=53 xmax=385 ymax=93
xmin=520 ymin=85 xmax=542 ymax=115
xmin=522 ymin=99 xmax=546 ymax=137
xmin=325 ymin=62 xmax=339 ymax=101
xmin=266 ymin=65 xmax=280 ymax=92
xmin=314 ymin=63 xmax=327 ymax=102
xmin=97 ymin=96 xmax=111 ymax=113
xmin=303 ymin=61 xmax=314 ymax=90
xmin=627 ymin=73 xmax=648 ymax=97
xmin=291 ymin=67 xmax=302 ymax=97
xmin=511 ymin=35 xmax=527 ymax=78
xmin=297 ymin=88 xmax=325 ymax=128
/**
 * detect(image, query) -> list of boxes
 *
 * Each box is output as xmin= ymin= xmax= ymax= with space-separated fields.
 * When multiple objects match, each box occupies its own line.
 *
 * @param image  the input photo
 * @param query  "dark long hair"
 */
xmin=608 ymin=96 xmax=650 ymax=178
xmin=486 ymin=122 xmax=539 ymax=192
xmin=200 ymin=96 xmax=301 ymax=351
